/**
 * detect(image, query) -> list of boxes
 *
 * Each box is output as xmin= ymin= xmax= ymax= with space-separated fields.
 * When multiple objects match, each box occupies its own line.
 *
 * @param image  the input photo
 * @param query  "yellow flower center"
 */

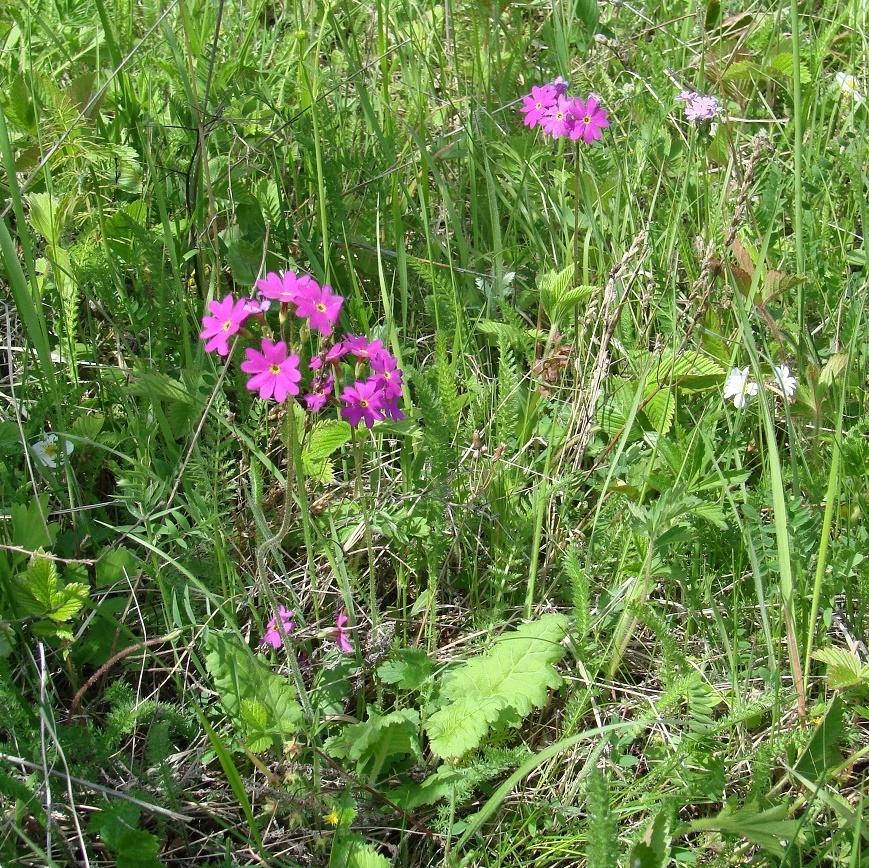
xmin=222 ymin=320 xmax=233 ymax=331
xmin=269 ymin=364 xmax=281 ymax=375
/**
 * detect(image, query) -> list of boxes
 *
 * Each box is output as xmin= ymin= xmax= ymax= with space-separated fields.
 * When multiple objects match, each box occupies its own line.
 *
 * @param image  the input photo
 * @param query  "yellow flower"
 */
xmin=324 ymin=807 xmax=341 ymax=827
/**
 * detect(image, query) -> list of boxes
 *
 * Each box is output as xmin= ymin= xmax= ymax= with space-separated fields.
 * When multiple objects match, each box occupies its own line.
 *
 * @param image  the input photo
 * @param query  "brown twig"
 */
xmin=66 ymin=631 xmax=183 ymax=723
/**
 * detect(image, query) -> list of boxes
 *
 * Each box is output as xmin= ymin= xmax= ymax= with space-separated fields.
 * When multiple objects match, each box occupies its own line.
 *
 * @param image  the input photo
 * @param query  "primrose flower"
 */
xmin=240 ymin=339 xmax=302 ymax=402
xmin=294 ymin=282 xmax=343 ymax=337
xmin=371 ymin=353 xmax=404 ymax=399
xmin=334 ymin=611 xmax=353 ymax=654
xmin=723 ymin=367 xmax=759 ymax=408
xmin=567 ymin=95 xmax=610 ymax=143
xmin=380 ymin=394 xmax=406 ymax=422
xmin=303 ymin=373 xmax=334 ymax=412
xmin=542 ymin=96 xmax=573 ymax=138
xmin=772 ymin=365 xmax=797 ymax=398
xmin=682 ymin=93 xmax=721 ymax=122
xmin=31 ymin=433 xmax=73 ymax=468
xmin=551 ymin=76 xmax=569 ymax=96
xmin=340 ymin=379 xmax=386 ymax=428
xmin=521 ymin=83 xmax=558 ymax=129
xmin=261 ymin=605 xmax=294 ymax=649
xmin=310 ymin=341 xmax=348 ymax=370
xmin=256 ymin=270 xmax=319 ymax=305
xmin=200 ymin=294 xmax=251 ymax=356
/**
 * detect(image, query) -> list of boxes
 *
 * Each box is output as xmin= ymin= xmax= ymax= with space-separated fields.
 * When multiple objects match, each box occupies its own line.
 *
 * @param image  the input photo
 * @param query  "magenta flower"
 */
xmin=303 ymin=373 xmax=334 ymax=412
xmin=567 ymin=96 xmax=609 ymax=143
xmin=381 ymin=394 xmax=406 ymax=422
xmin=294 ymin=282 xmax=343 ymax=336
xmin=310 ymin=341 xmax=348 ymax=370
xmin=677 ymin=90 xmax=698 ymax=103
xmin=343 ymin=335 xmax=386 ymax=361
xmin=340 ymin=379 xmax=386 ymax=428
xmin=542 ymin=96 xmax=572 ymax=138
xmin=241 ymin=296 xmax=271 ymax=315
xmin=256 ymin=270 xmax=319 ymax=305
xmin=261 ymin=605 xmax=294 ymax=649
xmin=371 ymin=354 xmax=403 ymax=399
xmin=551 ymin=76 xmax=569 ymax=96
xmin=521 ymin=84 xmax=558 ymax=129
xmin=240 ymin=339 xmax=302 ymax=402
xmin=200 ymin=294 xmax=251 ymax=356
xmin=334 ymin=611 xmax=353 ymax=654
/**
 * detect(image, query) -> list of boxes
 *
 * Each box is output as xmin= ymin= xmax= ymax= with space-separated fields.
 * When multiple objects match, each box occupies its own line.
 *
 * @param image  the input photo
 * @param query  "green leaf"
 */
xmin=387 ymin=766 xmax=466 ymax=809
xmin=687 ymin=800 xmax=801 ymax=856
xmin=793 ymin=695 xmax=843 ymax=784
xmin=812 ymin=648 xmax=869 ymax=692
xmin=326 ymin=708 xmax=421 ymax=775
xmin=204 ymin=631 xmax=302 ymax=743
xmin=629 ymin=809 xmax=672 ymax=868
xmin=424 ymin=615 xmax=568 ymax=759
xmin=538 ymin=264 xmax=576 ymax=322
xmin=377 ymin=648 xmax=433 ymax=691
xmin=643 ymin=388 xmax=676 ymax=436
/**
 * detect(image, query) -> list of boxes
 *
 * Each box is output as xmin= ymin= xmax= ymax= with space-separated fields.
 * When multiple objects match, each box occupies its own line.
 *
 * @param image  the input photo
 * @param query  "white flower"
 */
xmin=31 ymin=433 xmax=73 ymax=468
xmin=772 ymin=364 xmax=797 ymax=398
xmin=834 ymin=71 xmax=865 ymax=103
xmin=723 ymin=367 xmax=758 ymax=408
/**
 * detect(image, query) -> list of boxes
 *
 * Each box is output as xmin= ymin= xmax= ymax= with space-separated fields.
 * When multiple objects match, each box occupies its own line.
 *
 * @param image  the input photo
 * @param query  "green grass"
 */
xmin=1 ymin=0 xmax=868 ymax=865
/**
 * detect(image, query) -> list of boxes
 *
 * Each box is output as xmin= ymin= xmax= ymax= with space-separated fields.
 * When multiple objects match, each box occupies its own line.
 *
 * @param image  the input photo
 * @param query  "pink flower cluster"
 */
xmin=520 ymin=78 xmax=609 ymax=144
xmin=199 ymin=270 xmax=404 ymax=428
xmin=677 ymin=91 xmax=722 ymax=122
xmin=260 ymin=606 xmax=353 ymax=654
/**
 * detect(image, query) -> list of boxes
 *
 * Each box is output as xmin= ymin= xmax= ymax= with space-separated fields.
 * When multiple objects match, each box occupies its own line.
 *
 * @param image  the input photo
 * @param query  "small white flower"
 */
xmin=31 ymin=433 xmax=73 ymax=468
xmin=772 ymin=364 xmax=797 ymax=398
xmin=834 ymin=71 xmax=865 ymax=103
xmin=723 ymin=367 xmax=759 ymax=408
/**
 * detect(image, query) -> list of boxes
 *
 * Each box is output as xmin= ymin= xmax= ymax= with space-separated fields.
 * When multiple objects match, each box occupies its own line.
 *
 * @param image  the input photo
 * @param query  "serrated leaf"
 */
xmin=769 ymin=53 xmax=811 ymax=84
xmin=326 ymin=708 xmax=420 ymax=774
xmin=377 ymin=648 xmax=433 ymax=690
xmin=643 ymin=389 xmax=676 ymax=436
xmin=476 ymin=319 xmax=531 ymax=349
xmin=426 ymin=693 xmax=505 ymax=760
xmin=46 ymin=582 xmax=89 ymax=622
xmin=538 ymin=264 xmax=576 ymax=322
xmin=304 ymin=420 xmax=351 ymax=462
xmin=812 ymin=647 xmax=869 ymax=691
xmin=387 ymin=766 xmax=466 ymax=809
xmin=722 ymin=60 xmax=764 ymax=81
xmin=204 ymin=631 xmax=302 ymax=742
xmin=425 ymin=615 xmax=568 ymax=759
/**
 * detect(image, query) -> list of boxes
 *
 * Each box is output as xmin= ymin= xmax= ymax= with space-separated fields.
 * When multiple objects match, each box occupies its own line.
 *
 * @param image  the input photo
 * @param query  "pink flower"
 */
xmin=240 ymin=339 xmax=302 ymax=402
xmin=310 ymin=341 xmax=348 ymax=370
xmin=371 ymin=354 xmax=403 ymax=399
xmin=256 ymin=270 xmax=319 ymax=305
xmin=343 ymin=335 xmax=386 ymax=361
xmin=241 ymin=296 xmax=271 ymax=315
xmin=567 ymin=96 xmax=610 ymax=143
xmin=521 ymin=84 xmax=558 ymax=129
xmin=542 ymin=96 xmax=572 ymax=138
xmin=200 ymin=294 xmax=251 ymax=356
xmin=551 ymin=76 xmax=569 ymax=96
xmin=340 ymin=378 xmax=386 ymax=428
xmin=677 ymin=90 xmax=698 ymax=103
xmin=261 ymin=605 xmax=294 ymax=649
xmin=683 ymin=94 xmax=721 ymax=122
xmin=334 ymin=611 xmax=353 ymax=654
xmin=293 ymin=283 xmax=343 ymax=337
xmin=381 ymin=394 xmax=405 ymax=421
xmin=303 ymin=373 xmax=334 ymax=411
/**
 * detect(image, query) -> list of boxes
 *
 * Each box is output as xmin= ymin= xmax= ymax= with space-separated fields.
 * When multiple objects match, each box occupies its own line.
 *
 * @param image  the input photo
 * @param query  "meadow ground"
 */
xmin=1 ymin=0 xmax=868 ymax=865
